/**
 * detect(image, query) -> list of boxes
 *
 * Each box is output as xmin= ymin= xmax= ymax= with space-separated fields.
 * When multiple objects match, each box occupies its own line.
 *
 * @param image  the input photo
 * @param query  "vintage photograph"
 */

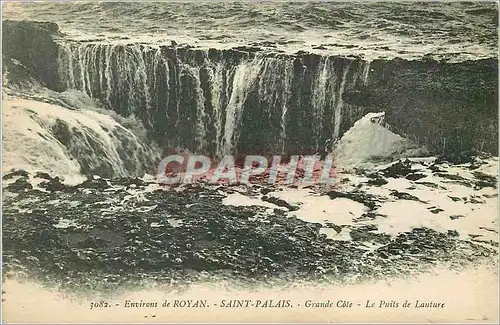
xmin=1 ymin=0 xmax=498 ymax=323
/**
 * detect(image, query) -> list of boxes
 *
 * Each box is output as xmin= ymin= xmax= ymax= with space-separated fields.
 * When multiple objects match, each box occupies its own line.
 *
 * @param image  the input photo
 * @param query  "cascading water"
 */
xmin=57 ymin=41 xmax=374 ymax=156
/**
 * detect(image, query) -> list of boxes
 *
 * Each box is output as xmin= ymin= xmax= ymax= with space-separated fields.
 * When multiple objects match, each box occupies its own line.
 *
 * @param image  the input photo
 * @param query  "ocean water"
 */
xmin=3 ymin=1 xmax=498 ymax=61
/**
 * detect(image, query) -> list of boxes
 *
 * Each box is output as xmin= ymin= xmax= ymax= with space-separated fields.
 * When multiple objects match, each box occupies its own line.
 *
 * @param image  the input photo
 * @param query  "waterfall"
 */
xmin=57 ymin=41 xmax=372 ymax=156
xmin=58 ymin=42 xmax=153 ymax=120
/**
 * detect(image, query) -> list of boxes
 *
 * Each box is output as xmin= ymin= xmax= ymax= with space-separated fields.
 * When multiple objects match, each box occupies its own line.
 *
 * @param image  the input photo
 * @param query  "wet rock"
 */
xmin=366 ymin=58 xmax=498 ymax=156
xmin=375 ymin=227 xmax=469 ymax=262
xmin=350 ymin=225 xmax=390 ymax=244
xmin=260 ymin=188 xmax=274 ymax=195
xmin=2 ymin=20 xmax=62 ymax=90
xmin=435 ymin=173 xmax=473 ymax=187
xmin=436 ymin=149 xmax=492 ymax=165
xmin=39 ymin=177 xmax=69 ymax=192
xmin=468 ymin=196 xmax=486 ymax=204
xmin=479 ymin=226 xmax=498 ymax=234
xmin=34 ymin=172 xmax=53 ymax=180
xmin=2 ymin=174 xmax=496 ymax=294
xmin=406 ymin=173 xmax=427 ymax=181
xmin=429 ymin=164 xmax=445 ymax=173
xmin=77 ymin=177 xmax=111 ymax=190
xmin=324 ymin=223 xmax=343 ymax=234
xmin=356 ymin=211 xmax=383 ymax=221
xmin=471 ymin=239 xmax=499 ymax=248
xmin=469 ymin=157 xmax=487 ymax=170
xmin=114 ymin=177 xmax=147 ymax=187
xmin=5 ymin=178 xmax=33 ymax=192
xmin=366 ymin=173 xmax=389 ymax=186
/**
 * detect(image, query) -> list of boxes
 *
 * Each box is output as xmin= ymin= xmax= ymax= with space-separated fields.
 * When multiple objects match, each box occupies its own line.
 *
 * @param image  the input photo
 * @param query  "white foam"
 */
xmin=220 ymin=157 xmax=498 ymax=244
xmin=2 ymin=97 xmax=84 ymax=183
xmin=222 ymin=192 xmax=281 ymax=209
xmin=2 ymin=96 xmax=158 ymax=181
xmin=225 ymin=188 xmax=367 ymax=240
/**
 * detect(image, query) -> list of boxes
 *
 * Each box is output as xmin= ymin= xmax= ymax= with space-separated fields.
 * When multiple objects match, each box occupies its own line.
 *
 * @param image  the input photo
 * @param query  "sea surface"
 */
xmin=3 ymin=1 xmax=498 ymax=61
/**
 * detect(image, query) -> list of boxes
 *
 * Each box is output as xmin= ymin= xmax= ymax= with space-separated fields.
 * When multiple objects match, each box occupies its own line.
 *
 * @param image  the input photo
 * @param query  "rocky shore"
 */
xmin=3 ymin=155 xmax=497 ymax=295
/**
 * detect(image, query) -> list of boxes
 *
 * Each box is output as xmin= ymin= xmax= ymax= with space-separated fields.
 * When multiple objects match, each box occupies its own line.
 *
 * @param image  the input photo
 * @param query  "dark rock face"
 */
xmin=3 ymin=170 xmax=29 ymax=180
xmin=5 ymin=177 xmax=33 ymax=192
xmin=51 ymin=44 xmax=371 ymax=157
xmin=2 ymin=20 xmax=62 ymax=90
xmin=406 ymin=173 xmax=427 ymax=181
xmin=345 ymin=58 xmax=498 ymax=155
xmin=3 ymin=21 xmax=497 ymax=157
xmin=436 ymin=148 xmax=493 ymax=165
